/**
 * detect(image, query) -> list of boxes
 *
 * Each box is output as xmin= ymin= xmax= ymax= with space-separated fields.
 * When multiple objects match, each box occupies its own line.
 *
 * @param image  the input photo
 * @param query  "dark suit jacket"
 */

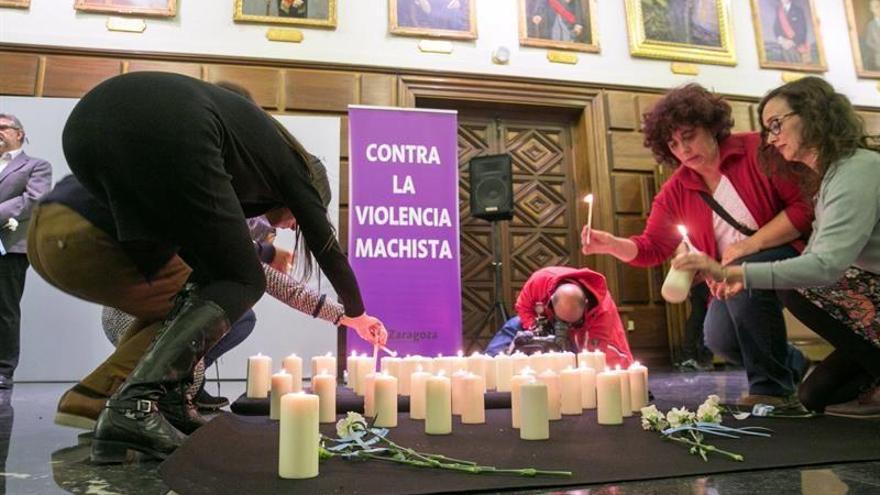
xmin=0 ymin=151 xmax=52 ymax=253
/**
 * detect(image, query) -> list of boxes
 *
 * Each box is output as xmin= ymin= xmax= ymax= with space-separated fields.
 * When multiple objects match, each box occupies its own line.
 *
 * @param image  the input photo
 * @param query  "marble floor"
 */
xmin=1 ymin=371 xmax=878 ymax=495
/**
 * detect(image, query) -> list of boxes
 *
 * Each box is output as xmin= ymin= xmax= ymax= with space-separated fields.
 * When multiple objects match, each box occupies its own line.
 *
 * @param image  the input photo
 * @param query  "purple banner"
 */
xmin=347 ymin=106 xmax=462 ymax=357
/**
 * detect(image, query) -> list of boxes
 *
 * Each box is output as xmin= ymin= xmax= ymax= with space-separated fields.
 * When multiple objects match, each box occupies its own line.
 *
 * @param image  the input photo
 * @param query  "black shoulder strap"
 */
xmin=697 ymin=190 xmax=757 ymax=236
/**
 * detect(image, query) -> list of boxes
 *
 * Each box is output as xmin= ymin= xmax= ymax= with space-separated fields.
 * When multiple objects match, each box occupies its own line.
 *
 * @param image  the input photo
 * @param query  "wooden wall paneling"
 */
xmin=609 ymin=131 xmax=655 ymax=171
xmin=635 ymin=94 xmax=662 ymax=123
xmin=339 ymin=158 xmax=349 ymax=208
xmin=612 ymin=173 xmax=646 ymax=214
xmin=204 ymin=65 xmax=281 ymax=110
xmin=624 ymin=306 xmax=669 ymax=348
xmin=127 ymin=59 xmax=203 ymax=79
xmin=42 ymin=55 xmax=121 ymax=97
xmin=0 ymin=52 xmax=40 ymax=96
xmin=605 ymin=91 xmax=637 ymax=130
xmin=860 ymin=111 xmax=880 ymax=135
xmin=285 ymin=69 xmax=358 ymax=112
xmin=730 ymin=101 xmax=755 ymax=132
xmin=339 ymin=115 xmax=349 ymax=158
xmin=338 ymin=206 xmax=348 ymax=254
xmin=360 ymin=73 xmax=396 ymax=107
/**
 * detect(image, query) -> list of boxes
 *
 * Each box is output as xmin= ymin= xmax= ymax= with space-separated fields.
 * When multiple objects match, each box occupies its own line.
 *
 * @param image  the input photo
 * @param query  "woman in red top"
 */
xmin=582 ymin=84 xmax=813 ymax=407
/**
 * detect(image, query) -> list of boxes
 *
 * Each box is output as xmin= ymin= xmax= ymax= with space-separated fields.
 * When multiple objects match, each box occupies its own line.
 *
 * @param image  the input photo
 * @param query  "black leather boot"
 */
xmin=90 ymin=295 xmax=230 ymax=464
xmin=157 ymin=384 xmax=209 ymax=435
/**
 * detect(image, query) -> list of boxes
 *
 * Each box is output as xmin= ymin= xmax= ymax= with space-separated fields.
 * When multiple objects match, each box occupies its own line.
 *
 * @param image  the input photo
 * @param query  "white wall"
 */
xmin=0 ymin=1 xmax=877 ymax=107
xmin=0 ymin=95 xmax=340 ymax=381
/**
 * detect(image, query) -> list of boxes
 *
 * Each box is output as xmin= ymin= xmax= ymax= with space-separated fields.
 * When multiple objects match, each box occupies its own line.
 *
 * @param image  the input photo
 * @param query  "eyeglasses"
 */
xmin=764 ymin=112 xmax=796 ymax=136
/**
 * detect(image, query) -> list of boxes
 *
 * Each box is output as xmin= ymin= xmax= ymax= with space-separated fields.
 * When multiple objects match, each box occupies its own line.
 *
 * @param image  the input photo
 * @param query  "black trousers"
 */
xmin=0 ymin=254 xmax=29 ymax=379
xmin=683 ymin=282 xmax=711 ymax=363
xmin=779 ymin=290 xmax=880 ymax=411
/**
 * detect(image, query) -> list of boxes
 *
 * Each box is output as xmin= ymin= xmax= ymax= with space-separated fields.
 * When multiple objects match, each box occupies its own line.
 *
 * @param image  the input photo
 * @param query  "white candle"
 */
xmin=466 ymin=352 xmax=488 ymax=387
xmin=282 ymin=353 xmax=303 ymax=393
xmin=510 ymin=351 xmax=529 ymax=375
xmin=363 ymin=372 xmax=377 ymax=418
xmin=374 ymin=372 xmax=398 ymax=427
xmin=461 ymin=373 xmax=486 ymax=424
xmin=578 ymin=365 xmax=597 ymax=409
xmin=346 ymin=351 xmax=361 ymax=391
xmin=451 ymin=369 xmax=470 ymax=416
xmin=577 ymin=349 xmax=606 ymax=371
xmin=418 ymin=355 xmax=435 ymax=374
xmin=433 ymin=354 xmax=455 ymax=378
xmin=628 ymin=361 xmax=649 ymax=412
xmin=452 ymin=350 xmax=468 ymax=373
xmin=584 ymin=193 xmax=594 ymax=244
xmin=482 ymin=354 xmax=497 ymax=391
xmin=355 ymin=354 xmax=376 ymax=397
xmin=596 ymin=368 xmax=623 ymax=425
xmin=510 ymin=368 xmax=536 ymax=429
xmin=538 ymin=369 xmax=562 ymax=421
xmin=311 ymin=369 xmax=336 ymax=424
xmin=528 ymin=351 xmax=547 ymax=373
xmin=311 ymin=352 xmax=336 ymax=381
xmin=246 ymin=353 xmax=272 ymax=399
xmin=398 ymin=355 xmax=421 ymax=396
xmin=615 ymin=365 xmax=633 ymax=418
xmin=425 ymin=372 xmax=452 ymax=435
xmin=662 ymin=225 xmax=697 ymax=303
xmin=562 ymin=351 xmax=577 ymax=370
xmin=278 ymin=392 xmax=319 ymax=479
xmin=270 ymin=370 xmax=294 ymax=420
xmin=495 ymin=353 xmax=513 ymax=392
xmin=519 ymin=381 xmax=550 ymax=441
xmin=560 ymin=366 xmax=583 ymax=415
xmin=380 ymin=356 xmax=401 ymax=379
xmin=409 ymin=366 xmax=431 ymax=420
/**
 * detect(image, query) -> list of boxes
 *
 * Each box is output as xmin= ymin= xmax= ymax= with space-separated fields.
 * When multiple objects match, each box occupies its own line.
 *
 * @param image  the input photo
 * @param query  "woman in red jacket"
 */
xmin=581 ymin=84 xmax=813 ymax=408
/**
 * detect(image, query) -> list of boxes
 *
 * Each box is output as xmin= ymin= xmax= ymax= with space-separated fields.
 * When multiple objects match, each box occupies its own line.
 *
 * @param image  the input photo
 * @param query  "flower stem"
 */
xmin=667 ymin=435 xmax=744 ymax=462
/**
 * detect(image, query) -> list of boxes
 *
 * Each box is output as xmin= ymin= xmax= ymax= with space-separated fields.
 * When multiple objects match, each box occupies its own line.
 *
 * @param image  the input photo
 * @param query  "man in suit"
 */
xmin=772 ymin=0 xmax=810 ymax=63
xmin=865 ymin=0 xmax=880 ymax=70
xmin=0 ymin=114 xmax=52 ymax=389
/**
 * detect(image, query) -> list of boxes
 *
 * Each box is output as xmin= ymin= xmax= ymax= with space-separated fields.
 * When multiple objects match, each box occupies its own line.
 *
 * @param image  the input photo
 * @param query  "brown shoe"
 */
xmin=738 ymin=393 xmax=806 ymax=412
xmin=825 ymin=386 xmax=880 ymax=419
xmin=55 ymin=384 xmax=108 ymax=430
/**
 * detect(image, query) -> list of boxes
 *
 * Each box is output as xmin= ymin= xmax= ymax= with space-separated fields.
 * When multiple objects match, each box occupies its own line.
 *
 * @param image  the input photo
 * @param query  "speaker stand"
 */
xmin=472 ymin=220 xmax=510 ymax=344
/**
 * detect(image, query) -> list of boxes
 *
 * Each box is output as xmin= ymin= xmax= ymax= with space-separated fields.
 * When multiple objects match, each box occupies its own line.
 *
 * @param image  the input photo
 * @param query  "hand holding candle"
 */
xmin=661 ymin=225 xmax=698 ymax=303
xmin=583 ymin=193 xmax=594 ymax=244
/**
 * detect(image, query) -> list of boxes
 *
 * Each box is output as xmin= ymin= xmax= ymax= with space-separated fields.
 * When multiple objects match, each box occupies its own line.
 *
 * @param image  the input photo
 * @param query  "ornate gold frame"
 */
xmin=517 ymin=0 xmax=599 ymax=53
xmin=0 ymin=0 xmax=29 ymax=8
xmin=74 ymin=0 xmax=176 ymax=17
xmin=389 ymin=0 xmax=477 ymax=40
xmin=624 ymin=0 xmax=736 ymax=66
xmin=234 ymin=0 xmax=337 ymax=28
xmin=750 ymin=0 xmax=826 ymax=73
xmin=844 ymin=0 xmax=880 ymax=79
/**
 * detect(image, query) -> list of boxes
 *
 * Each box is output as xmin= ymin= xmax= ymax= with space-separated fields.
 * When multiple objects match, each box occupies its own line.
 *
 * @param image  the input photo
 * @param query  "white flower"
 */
xmin=696 ymin=402 xmax=722 ymax=424
xmin=639 ymin=404 xmax=668 ymax=431
xmin=4 ymin=218 xmax=17 ymax=232
xmin=666 ymin=407 xmax=696 ymax=428
xmin=335 ymin=411 xmax=367 ymax=439
xmin=703 ymin=394 xmax=720 ymax=407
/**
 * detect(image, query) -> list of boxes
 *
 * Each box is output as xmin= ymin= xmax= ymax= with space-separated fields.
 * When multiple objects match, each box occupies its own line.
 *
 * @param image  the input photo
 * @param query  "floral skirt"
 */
xmin=797 ymin=267 xmax=880 ymax=349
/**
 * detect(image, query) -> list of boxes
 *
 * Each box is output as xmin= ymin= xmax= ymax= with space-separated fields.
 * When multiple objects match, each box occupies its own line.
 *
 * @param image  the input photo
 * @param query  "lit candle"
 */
xmin=398 ymin=355 xmax=421 ymax=397
xmin=346 ymin=351 xmax=361 ymax=391
xmin=662 ymin=225 xmax=698 ymax=303
xmin=596 ymin=368 xmax=623 ymax=425
xmin=466 ymin=351 xmax=488 ymax=386
xmin=628 ymin=361 xmax=649 ymax=412
xmin=519 ymin=381 xmax=550 ymax=441
xmin=374 ymin=372 xmax=398 ymax=428
xmin=584 ymin=193 xmax=594 ymax=244
xmin=510 ymin=351 xmax=529 ymax=375
xmin=528 ymin=351 xmax=547 ymax=373
xmin=615 ymin=365 xmax=633 ymax=418
xmin=270 ymin=370 xmax=294 ymax=420
xmin=482 ymin=354 xmax=497 ymax=391
xmin=310 ymin=369 xmax=336 ymax=424
xmin=363 ymin=372 xmax=377 ymax=417
xmin=510 ymin=368 xmax=536 ymax=429
xmin=418 ymin=355 xmax=435 ymax=374
xmin=560 ymin=366 xmax=583 ymax=415
xmin=451 ymin=369 xmax=470 ymax=416
xmin=355 ymin=354 xmax=376 ymax=397
xmin=461 ymin=373 xmax=486 ymax=424
xmin=282 ymin=353 xmax=303 ymax=393
xmin=433 ymin=353 xmax=455 ymax=378
xmin=677 ymin=224 xmax=697 ymax=253
xmin=494 ymin=353 xmax=513 ymax=392
xmin=452 ymin=350 xmax=468 ymax=373
xmin=409 ymin=365 xmax=431 ymax=420
xmin=380 ymin=356 xmax=401 ymax=379
xmin=538 ymin=369 xmax=562 ymax=421
xmin=425 ymin=372 xmax=452 ymax=435
xmin=562 ymin=351 xmax=577 ymax=370
xmin=578 ymin=365 xmax=597 ymax=409
xmin=278 ymin=392 xmax=320 ymax=479
xmin=246 ymin=353 xmax=272 ymax=399
xmin=310 ymin=352 xmax=336 ymax=381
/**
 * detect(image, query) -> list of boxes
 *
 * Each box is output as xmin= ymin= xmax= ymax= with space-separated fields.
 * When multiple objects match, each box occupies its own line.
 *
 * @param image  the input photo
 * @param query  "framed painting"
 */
xmin=750 ymin=0 xmax=826 ymax=72
xmin=389 ymin=0 xmax=477 ymax=41
xmin=624 ymin=0 xmax=736 ymax=66
xmin=234 ymin=0 xmax=337 ymax=28
xmin=74 ymin=0 xmax=176 ymax=17
xmin=0 ymin=0 xmax=30 ymax=8
xmin=518 ymin=0 xmax=599 ymax=53
xmin=845 ymin=0 xmax=880 ymax=78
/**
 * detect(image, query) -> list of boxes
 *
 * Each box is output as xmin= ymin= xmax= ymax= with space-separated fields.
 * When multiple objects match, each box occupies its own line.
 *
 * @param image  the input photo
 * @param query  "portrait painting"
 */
xmin=234 ymin=0 xmax=336 ymax=28
xmin=0 ymin=0 xmax=30 ymax=8
xmin=518 ymin=0 xmax=599 ymax=53
xmin=624 ymin=0 xmax=736 ymax=66
xmin=390 ymin=0 xmax=477 ymax=41
xmin=845 ymin=0 xmax=880 ymax=78
xmin=751 ymin=0 xmax=827 ymax=72
xmin=74 ymin=0 xmax=176 ymax=17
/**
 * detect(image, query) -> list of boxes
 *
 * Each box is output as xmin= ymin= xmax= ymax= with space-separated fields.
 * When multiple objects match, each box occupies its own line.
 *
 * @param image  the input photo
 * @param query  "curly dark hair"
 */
xmin=641 ymin=84 xmax=734 ymax=168
xmin=757 ymin=76 xmax=880 ymax=196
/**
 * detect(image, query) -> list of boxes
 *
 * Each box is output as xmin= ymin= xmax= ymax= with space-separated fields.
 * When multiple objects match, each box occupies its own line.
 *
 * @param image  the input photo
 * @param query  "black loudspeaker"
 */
xmin=469 ymin=154 xmax=513 ymax=221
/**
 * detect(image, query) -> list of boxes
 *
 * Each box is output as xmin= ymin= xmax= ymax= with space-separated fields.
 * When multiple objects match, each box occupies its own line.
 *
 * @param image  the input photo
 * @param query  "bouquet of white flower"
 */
xmin=2 ymin=218 xmax=17 ymax=231
xmin=640 ymin=395 xmax=772 ymax=462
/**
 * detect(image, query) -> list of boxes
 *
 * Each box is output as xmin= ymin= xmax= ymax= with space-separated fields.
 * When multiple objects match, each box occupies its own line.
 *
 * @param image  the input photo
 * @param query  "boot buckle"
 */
xmin=136 ymin=399 xmax=153 ymax=413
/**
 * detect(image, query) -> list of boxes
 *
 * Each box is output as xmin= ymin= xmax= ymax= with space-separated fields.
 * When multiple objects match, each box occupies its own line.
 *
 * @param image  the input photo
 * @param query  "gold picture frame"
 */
xmin=518 ymin=0 xmax=599 ymax=53
xmin=844 ymin=0 xmax=880 ymax=79
xmin=0 ymin=0 xmax=30 ymax=8
xmin=750 ymin=0 xmax=826 ymax=73
xmin=74 ymin=0 xmax=176 ymax=17
xmin=234 ymin=0 xmax=337 ymax=28
xmin=389 ymin=0 xmax=477 ymax=41
xmin=624 ymin=0 xmax=736 ymax=66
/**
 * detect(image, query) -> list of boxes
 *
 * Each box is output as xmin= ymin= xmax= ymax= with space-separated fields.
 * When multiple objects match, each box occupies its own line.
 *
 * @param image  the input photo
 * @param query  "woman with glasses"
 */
xmin=675 ymin=77 xmax=880 ymax=418
xmin=581 ymin=83 xmax=814 ymax=409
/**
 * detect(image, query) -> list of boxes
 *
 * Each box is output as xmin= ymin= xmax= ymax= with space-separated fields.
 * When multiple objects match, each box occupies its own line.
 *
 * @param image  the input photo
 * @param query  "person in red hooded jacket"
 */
xmin=485 ymin=266 xmax=634 ymax=368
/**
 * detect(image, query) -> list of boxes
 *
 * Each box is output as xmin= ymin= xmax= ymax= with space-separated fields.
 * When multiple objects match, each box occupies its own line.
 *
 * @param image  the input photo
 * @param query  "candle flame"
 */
xmin=633 ymin=361 xmax=641 ymax=367
xmin=437 ymin=370 xmax=446 ymax=377
xmin=320 ymin=369 xmax=327 ymax=375
xmin=614 ymin=364 xmax=622 ymax=371
xmin=325 ymin=352 xmax=332 ymax=357
xmin=351 ymin=350 xmax=358 ymax=357
xmin=457 ymin=350 xmax=463 ymax=357
xmin=677 ymin=224 xmax=688 ymax=237
xmin=437 ymin=353 xmax=443 ymax=358
xmin=583 ymin=193 xmax=594 ymax=204
xmin=416 ymin=364 xmax=423 ymax=373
